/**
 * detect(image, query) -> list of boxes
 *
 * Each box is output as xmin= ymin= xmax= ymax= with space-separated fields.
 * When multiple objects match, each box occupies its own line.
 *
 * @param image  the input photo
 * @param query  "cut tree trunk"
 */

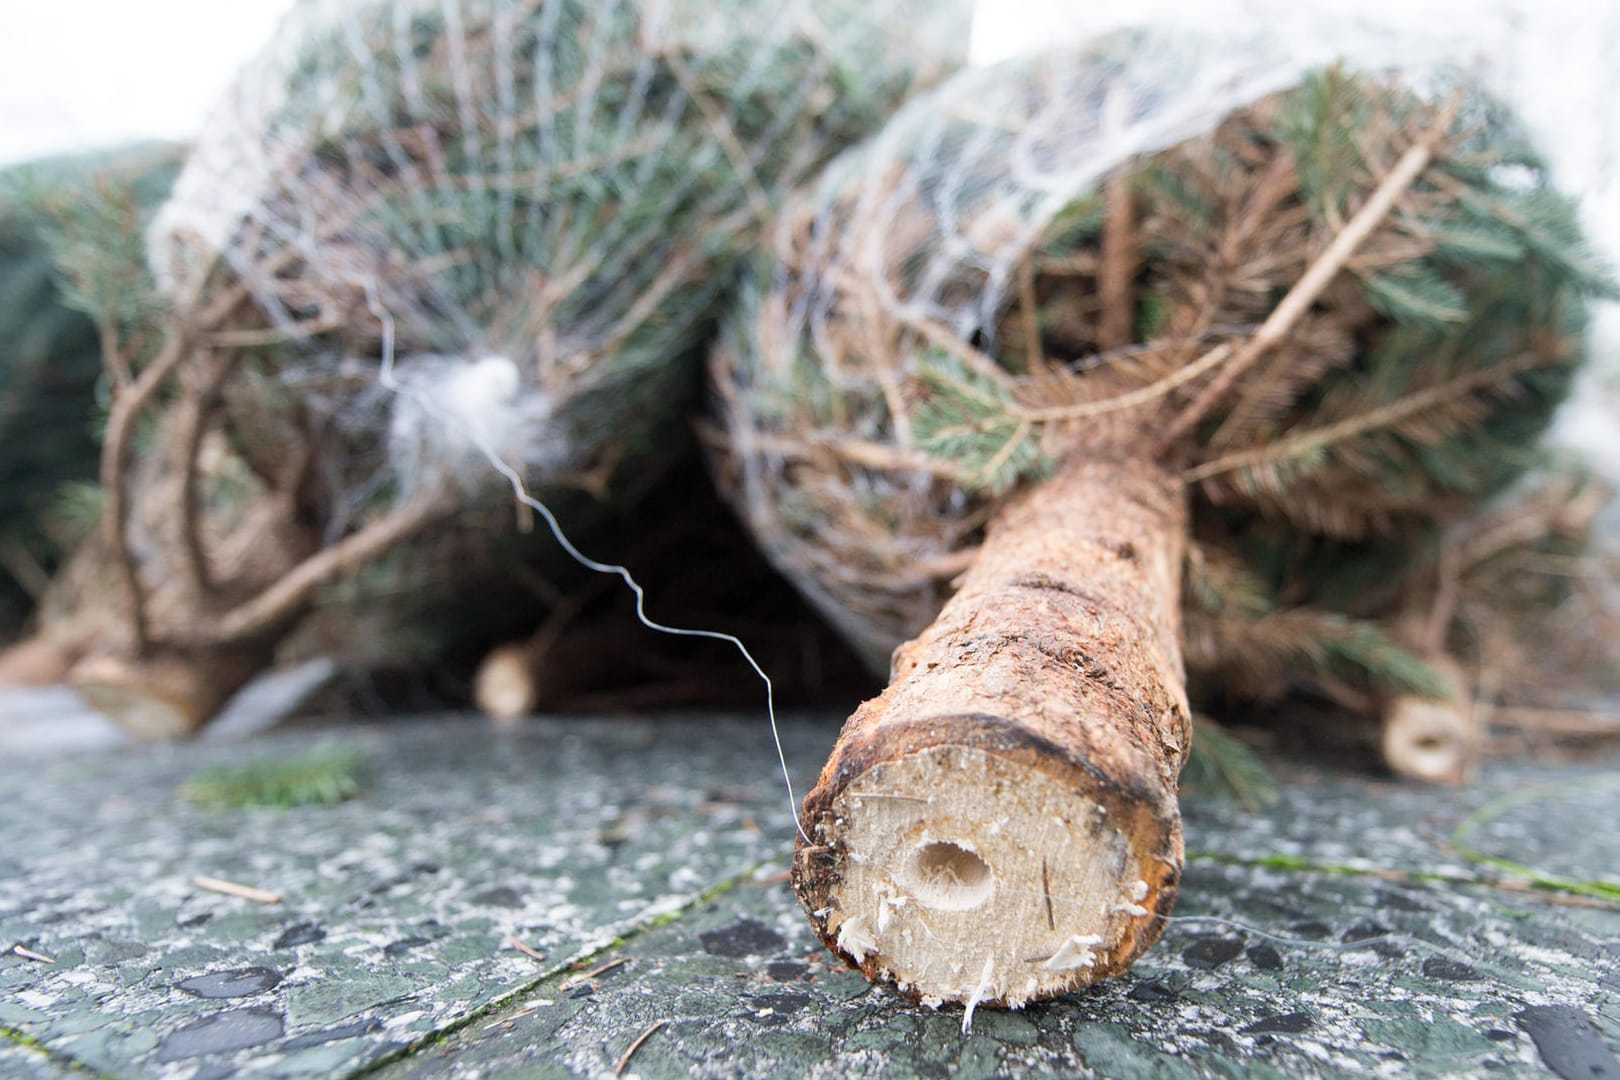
xmin=792 ymin=457 xmax=1190 ymax=1008
xmin=473 ymin=630 xmax=615 ymax=724
xmin=69 ymin=645 xmax=274 ymax=740
xmin=1381 ymin=655 xmax=1478 ymax=784
xmin=474 ymin=642 xmax=546 ymax=723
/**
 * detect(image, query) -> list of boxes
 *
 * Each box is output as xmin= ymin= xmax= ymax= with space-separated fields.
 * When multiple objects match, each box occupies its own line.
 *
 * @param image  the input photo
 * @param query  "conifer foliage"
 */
xmin=0 ymin=146 xmax=182 ymax=645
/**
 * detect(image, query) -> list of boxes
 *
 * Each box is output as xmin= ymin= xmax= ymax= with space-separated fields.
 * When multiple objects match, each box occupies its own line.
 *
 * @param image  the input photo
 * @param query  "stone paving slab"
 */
xmin=0 ymin=1037 xmax=81 ymax=1079
xmin=0 ymin=715 xmax=825 ymax=1078
xmin=1 ymin=710 xmax=1617 ymax=1078
xmin=1183 ymin=759 xmax=1620 ymax=890
xmin=387 ymin=833 xmax=1620 ymax=1078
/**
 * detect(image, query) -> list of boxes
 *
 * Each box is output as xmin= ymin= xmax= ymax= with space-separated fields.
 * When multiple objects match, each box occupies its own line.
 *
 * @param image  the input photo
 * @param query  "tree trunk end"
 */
xmin=1381 ymin=657 xmax=1477 ymax=785
xmin=474 ymin=642 xmax=542 ymax=724
xmin=69 ymin=649 xmax=265 ymax=740
xmin=0 ymin=634 xmax=83 ymax=688
xmin=793 ymin=458 xmax=1190 ymax=1007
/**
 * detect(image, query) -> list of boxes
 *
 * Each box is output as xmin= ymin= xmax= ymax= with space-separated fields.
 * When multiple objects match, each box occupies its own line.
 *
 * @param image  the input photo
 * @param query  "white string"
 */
xmin=360 ymin=278 xmax=812 ymax=845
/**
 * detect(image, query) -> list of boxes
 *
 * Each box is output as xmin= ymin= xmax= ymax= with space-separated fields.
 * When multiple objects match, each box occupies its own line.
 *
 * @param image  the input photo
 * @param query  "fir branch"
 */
xmin=911 ymin=349 xmax=1052 ymax=494
xmin=99 ymin=336 xmax=188 ymax=651
xmin=1154 ymin=92 xmax=1461 ymax=454
xmin=1183 ymin=350 xmax=1555 ymax=489
xmin=1186 ymin=577 xmax=1449 ymax=701
xmin=1318 ymin=619 xmax=1450 ymax=698
xmin=1360 ymin=266 xmax=1468 ymax=328
xmin=1444 ymin=181 xmax=1618 ymax=300
xmin=1182 ymin=718 xmax=1278 ymax=811
xmin=1009 ymin=341 xmax=1234 ymax=423
xmin=1097 ymin=173 xmax=1138 ymax=352
xmin=167 ymin=492 xmax=449 ymax=649
xmin=173 ymin=350 xmax=238 ymax=598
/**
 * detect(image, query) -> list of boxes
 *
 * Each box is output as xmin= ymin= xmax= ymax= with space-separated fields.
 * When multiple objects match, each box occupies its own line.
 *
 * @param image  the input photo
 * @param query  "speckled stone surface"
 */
xmin=2 ymin=709 xmax=1617 ymax=1078
xmin=0 ymin=1036 xmax=80 ymax=1079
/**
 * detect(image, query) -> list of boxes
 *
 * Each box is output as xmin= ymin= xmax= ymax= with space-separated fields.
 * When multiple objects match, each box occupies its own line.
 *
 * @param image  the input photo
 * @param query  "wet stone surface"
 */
xmin=0 ymin=714 xmax=817 ymax=1078
xmin=0 ymin=710 xmax=1617 ymax=1077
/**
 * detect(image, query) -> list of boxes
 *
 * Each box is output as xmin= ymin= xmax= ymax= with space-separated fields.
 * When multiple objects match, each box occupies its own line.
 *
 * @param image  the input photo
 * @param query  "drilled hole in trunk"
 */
xmin=906 ymin=841 xmax=994 ymax=911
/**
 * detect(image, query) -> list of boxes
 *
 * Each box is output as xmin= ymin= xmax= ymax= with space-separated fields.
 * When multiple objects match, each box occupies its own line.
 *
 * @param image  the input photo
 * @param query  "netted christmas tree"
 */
xmin=1 ymin=0 xmax=968 ymax=737
xmin=710 ymin=32 xmax=1613 ymax=1008
xmin=0 ymin=145 xmax=183 ymax=665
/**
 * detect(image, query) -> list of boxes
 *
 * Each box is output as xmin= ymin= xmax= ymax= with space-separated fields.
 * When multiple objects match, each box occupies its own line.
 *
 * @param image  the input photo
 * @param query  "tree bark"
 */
xmin=792 ymin=457 xmax=1190 ymax=1008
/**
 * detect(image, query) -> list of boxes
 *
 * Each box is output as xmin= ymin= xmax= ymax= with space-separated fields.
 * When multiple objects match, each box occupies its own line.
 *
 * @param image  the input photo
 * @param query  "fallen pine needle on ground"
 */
xmin=615 ymin=1019 xmax=669 ymax=1076
xmin=561 ymin=957 xmax=628 ymax=991
xmin=506 ymin=935 xmax=548 ymax=962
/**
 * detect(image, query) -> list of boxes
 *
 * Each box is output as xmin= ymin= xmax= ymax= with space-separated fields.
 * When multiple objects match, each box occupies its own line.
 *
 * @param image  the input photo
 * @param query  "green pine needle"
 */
xmin=1361 ymin=267 xmax=1469 ymax=328
xmin=1451 ymin=777 xmax=1620 ymax=902
xmin=1183 ymin=719 xmax=1279 ymax=811
xmin=911 ymin=348 xmax=1053 ymax=494
xmin=1318 ymin=619 xmax=1452 ymax=699
xmin=180 ymin=747 xmax=367 ymax=810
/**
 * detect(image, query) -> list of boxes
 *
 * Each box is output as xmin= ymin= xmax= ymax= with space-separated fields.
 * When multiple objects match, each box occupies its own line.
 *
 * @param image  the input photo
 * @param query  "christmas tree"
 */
xmin=5 ymin=0 xmax=967 ymax=736
xmin=711 ymin=34 xmax=1612 ymax=1006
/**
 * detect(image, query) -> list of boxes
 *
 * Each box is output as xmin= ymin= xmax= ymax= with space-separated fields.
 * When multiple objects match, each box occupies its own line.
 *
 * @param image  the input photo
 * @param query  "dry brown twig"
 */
xmin=614 ymin=1019 xmax=669 ymax=1077
xmin=506 ymin=936 xmax=549 ymax=963
xmin=560 ymin=957 xmax=629 ymax=992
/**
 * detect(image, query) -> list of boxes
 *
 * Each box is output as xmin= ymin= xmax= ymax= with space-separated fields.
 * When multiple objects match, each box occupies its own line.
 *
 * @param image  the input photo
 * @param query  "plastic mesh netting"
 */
xmin=148 ymin=0 xmax=969 ymax=522
xmin=711 ymin=26 xmax=1609 ymax=693
xmin=16 ymin=0 xmax=971 ymax=732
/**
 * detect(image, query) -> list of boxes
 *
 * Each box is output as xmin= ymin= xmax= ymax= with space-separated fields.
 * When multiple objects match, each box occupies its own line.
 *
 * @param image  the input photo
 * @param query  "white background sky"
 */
xmin=0 ymin=0 xmax=292 ymax=166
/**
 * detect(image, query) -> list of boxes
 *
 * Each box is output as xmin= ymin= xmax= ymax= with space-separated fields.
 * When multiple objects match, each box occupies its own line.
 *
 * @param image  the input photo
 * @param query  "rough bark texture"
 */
xmin=793 ymin=458 xmax=1190 ymax=1007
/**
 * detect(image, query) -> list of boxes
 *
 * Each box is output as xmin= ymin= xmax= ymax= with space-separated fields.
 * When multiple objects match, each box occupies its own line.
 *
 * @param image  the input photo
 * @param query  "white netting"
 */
xmin=798 ymin=13 xmax=1620 ymax=361
xmin=28 ymin=0 xmax=973 ymax=725
xmin=971 ymin=0 xmax=1620 ymax=475
xmin=148 ymin=0 xmax=970 ymax=514
xmin=712 ymin=21 xmax=1612 ymax=673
